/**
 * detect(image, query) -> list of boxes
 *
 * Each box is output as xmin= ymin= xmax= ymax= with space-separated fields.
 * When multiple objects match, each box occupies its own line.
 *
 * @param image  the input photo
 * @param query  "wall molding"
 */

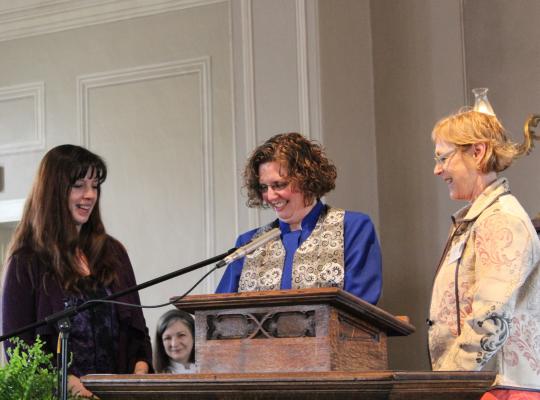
xmin=77 ymin=57 xmax=215 ymax=292
xmin=238 ymin=0 xmax=260 ymax=229
xmin=231 ymin=0 xmax=323 ymax=231
xmin=0 ymin=0 xmax=226 ymax=42
xmin=240 ymin=0 xmax=257 ymax=158
xmin=458 ymin=0 xmax=468 ymax=105
xmin=296 ymin=0 xmax=322 ymax=143
xmin=0 ymin=81 xmax=45 ymax=155
xmin=0 ymin=198 xmax=25 ymax=223
xmin=304 ymin=0 xmax=323 ymax=144
xmin=296 ymin=0 xmax=310 ymax=139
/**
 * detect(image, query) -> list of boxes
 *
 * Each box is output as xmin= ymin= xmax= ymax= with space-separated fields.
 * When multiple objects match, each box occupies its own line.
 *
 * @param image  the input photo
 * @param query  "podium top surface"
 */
xmin=172 ymin=288 xmax=415 ymax=336
xmin=82 ymin=370 xmax=495 ymax=400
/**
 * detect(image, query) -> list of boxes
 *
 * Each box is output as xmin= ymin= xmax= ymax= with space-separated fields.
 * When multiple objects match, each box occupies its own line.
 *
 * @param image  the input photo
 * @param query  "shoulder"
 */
xmin=105 ymin=234 xmax=127 ymax=252
xmin=103 ymin=235 xmax=130 ymax=261
xmin=5 ymin=247 xmax=43 ymax=272
xmin=340 ymin=210 xmax=379 ymax=247
xmin=3 ymin=249 xmax=45 ymax=287
xmin=343 ymin=210 xmax=376 ymax=230
xmin=236 ymin=224 xmax=272 ymax=246
xmin=101 ymin=235 xmax=135 ymax=281
xmin=477 ymin=195 xmax=534 ymax=235
xmin=473 ymin=197 xmax=539 ymax=256
xmin=498 ymin=193 xmax=534 ymax=221
xmin=238 ymin=228 xmax=259 ymax=242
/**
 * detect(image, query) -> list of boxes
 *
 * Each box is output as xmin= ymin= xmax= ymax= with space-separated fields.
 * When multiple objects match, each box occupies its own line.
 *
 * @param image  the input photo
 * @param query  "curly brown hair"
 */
xmin=244 ymin=133 xmax=337 ymax=208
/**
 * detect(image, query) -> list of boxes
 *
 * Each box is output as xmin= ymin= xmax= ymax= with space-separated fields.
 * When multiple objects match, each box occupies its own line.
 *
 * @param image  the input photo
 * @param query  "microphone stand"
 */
xmin=0 ymin=249 xmax=234 ymax=400
xmin=57 ymin=318 xmax=71 ymax=400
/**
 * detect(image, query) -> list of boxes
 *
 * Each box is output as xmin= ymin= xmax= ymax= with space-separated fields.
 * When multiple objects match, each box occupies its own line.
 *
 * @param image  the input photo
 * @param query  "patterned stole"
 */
xmin=238 ymin=206 xmax=345 ymax=292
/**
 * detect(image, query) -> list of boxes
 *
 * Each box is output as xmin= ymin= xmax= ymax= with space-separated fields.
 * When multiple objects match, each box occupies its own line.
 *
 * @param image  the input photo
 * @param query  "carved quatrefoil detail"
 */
xmin=207 ymin=311 xmax=316 ymax=340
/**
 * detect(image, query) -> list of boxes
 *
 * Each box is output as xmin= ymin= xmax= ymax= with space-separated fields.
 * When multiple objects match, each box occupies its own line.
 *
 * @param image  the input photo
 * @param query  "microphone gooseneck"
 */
xmin=216 ymin=227 xmax=281 ymax=268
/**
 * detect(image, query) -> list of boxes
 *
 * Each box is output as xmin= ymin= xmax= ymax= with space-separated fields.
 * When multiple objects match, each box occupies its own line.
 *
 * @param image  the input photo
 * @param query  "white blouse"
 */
xmin=166 ymin=360 xmax=196 ymax=374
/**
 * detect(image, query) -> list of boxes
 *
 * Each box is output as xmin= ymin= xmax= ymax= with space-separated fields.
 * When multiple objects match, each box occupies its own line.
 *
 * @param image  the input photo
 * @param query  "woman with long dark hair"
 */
xmin=2 ymin=145 xmax=152 ymax=397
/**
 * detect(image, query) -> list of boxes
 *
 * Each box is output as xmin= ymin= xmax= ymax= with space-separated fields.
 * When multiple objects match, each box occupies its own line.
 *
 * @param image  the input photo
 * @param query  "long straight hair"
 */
xmin=6 ymin=144 xmax=119 ymax=292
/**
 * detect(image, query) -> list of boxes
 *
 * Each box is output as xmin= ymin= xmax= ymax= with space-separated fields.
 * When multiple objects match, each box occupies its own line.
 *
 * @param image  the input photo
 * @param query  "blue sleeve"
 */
xmin=343 ymin=211 xmax=382 ymax=304
xmin=215 ymin=229 xmax=258 ymax=293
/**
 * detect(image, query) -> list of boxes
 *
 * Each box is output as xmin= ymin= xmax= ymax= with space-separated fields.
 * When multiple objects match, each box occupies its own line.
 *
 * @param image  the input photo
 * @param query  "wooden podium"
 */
xmin=175 ymin=287 xmax=414 ymax=373
xmin=82 ymin=288 xmax=495 ymax=399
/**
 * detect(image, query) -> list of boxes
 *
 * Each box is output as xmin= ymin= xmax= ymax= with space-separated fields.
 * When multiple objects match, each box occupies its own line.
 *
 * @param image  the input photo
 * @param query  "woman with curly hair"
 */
xmin=2 ymin=145 xmax=152 ymax=398
xmin=216 ymin=132 xmax=382 ymax=304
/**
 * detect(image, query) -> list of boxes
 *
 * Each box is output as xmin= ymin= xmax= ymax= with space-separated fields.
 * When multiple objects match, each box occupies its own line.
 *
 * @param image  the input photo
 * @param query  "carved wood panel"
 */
xmin=207 ymin=310 xmax=316 ymax=339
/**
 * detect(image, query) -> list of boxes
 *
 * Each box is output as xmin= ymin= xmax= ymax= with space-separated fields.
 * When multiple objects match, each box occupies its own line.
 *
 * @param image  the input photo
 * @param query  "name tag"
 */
xmin=447 ymin=238 xmax=466 ymax=264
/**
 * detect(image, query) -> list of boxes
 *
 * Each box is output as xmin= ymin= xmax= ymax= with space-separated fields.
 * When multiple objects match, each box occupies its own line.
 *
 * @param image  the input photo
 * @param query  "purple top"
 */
xmin=65 ymin=282 xmax=119 ymax=376
xmin=1 ymin=237 xmax=153 ymax=375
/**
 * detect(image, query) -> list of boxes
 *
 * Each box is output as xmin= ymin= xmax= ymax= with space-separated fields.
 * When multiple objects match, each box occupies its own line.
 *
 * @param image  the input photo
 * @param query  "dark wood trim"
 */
xmin=82 ymin=371 xmax=495 ymax=400
xmin=173 ymin=288 xmax=415 ymax=336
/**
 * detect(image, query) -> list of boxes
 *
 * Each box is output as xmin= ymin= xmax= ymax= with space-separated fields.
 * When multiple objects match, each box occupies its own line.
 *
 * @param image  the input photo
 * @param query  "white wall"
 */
xmin=370 ymin=0 xmax=466 ymax=370
xmin=0 ymin=0 xmax=327 ymax=358
xmin=369 ymin=0 xmax=540 ymax=370
xmin=318 ymin=0 xmax=379 ymax=226
xmin=1 ymin=0 xmax=540 ymax=372
xmin=0 ymin=0 xmax=237 ymax=349
xmin=463 ymin=0 xmax=540 ymax=218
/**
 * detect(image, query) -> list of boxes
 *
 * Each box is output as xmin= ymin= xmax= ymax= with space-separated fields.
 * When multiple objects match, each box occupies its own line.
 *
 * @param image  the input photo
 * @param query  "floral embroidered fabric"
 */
xmin=429 ymin=178 xmax=540 ymax=390
xmin=239 ymin=207 xmax=345 ymax=292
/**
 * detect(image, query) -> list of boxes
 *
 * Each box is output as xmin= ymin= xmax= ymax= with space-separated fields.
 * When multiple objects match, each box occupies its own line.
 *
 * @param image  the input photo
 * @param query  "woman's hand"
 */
xmin=68 ymin=375 xmax=98 ymax=398
xmin=133 ymin=360 xmax=149 ymax=374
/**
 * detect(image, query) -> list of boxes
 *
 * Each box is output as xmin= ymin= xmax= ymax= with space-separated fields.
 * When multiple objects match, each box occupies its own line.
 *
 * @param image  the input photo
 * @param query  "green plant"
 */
xmin=0 ymin=337 xmax=84 ymax=400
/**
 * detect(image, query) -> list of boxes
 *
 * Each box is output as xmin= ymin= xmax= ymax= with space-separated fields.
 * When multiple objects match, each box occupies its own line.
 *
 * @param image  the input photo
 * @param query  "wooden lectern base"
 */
xmin=83 ymin=289 xmax=495 ymax=399
xmin=82 ymin=370 xmax=496 ymax=400
xmin=172 ymin=288 xmax=416 ymax=374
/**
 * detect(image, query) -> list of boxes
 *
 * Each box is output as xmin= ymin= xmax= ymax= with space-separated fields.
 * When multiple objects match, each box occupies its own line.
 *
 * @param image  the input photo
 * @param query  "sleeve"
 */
xmin=343 ymin=212 xmax=383 ymax=305
xmin=1 ymin=256 xmax=38 ymax=352
xmin=2 ymin=255 xmax=71 ymax=363
xmin=215 ymin=230 xmax=257 ymax=293
xmin=111 ymin=240 xmax=153 ymax=373
xmin=437 ymin=211 xmax=535 ymax=370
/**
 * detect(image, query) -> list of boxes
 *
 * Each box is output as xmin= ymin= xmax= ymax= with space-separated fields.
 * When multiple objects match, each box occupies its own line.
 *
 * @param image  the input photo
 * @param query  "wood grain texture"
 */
xmin=173 ymin=288 xmax=415 ymax=336
xmin=186 ymin=289 xmax=400 ymax=373
xmin=82 ymin=371 xmax=496 ymax=400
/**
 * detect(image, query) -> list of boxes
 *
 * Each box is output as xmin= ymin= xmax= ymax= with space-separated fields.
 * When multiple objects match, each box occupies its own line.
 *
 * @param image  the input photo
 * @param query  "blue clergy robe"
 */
xmin=216 ymin=201 xmax=382 ymax=305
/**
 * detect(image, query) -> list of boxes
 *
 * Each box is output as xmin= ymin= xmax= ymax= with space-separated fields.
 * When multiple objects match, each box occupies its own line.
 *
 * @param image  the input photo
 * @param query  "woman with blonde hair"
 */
xmin=429 ymin=110 xmax=540 ymax=399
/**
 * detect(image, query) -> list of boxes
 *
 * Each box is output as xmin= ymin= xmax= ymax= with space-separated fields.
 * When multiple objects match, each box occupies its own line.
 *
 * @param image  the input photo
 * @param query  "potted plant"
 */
xmin=0 ymin=337 xmax=84 ymax=400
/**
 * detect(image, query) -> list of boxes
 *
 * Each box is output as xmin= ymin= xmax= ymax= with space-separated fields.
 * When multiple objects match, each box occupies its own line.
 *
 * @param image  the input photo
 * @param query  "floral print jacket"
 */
xmin=429 ymin=177 xmax=540 ymax=390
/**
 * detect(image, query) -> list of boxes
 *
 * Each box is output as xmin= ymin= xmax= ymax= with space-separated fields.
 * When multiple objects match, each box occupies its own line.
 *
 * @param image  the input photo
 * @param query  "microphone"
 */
xmin=217 ymin=227 xmax=281 ymax=268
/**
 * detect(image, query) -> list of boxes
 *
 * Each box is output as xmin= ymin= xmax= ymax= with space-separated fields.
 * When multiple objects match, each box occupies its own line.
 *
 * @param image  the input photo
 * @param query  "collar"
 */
xmin=452 ymin=177 xmax=510 ymax=225
xmin=170 ymin=360 xmax=194 ymax=371
xmin=278 ymin=200 xmax=324 ymax=233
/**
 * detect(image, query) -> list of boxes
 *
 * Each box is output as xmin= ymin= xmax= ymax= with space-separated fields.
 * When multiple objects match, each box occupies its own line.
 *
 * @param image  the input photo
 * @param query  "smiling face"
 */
xmin=162 ymin=319 xmax=194 ymax=366
xmin=258 ymin=161 xmax=314 ymax=230
xmin=433 ymin=139 xmax=485 ymax=201
xmin=68 ymin=168 xmax=99 ymax=229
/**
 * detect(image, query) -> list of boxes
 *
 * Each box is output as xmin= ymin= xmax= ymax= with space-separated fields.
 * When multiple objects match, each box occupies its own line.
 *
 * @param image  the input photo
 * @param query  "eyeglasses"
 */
xmin=433 ymin=149 xmax=457 ymax=166
xmin=258 ymin=181 xmax=290 ymax=193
